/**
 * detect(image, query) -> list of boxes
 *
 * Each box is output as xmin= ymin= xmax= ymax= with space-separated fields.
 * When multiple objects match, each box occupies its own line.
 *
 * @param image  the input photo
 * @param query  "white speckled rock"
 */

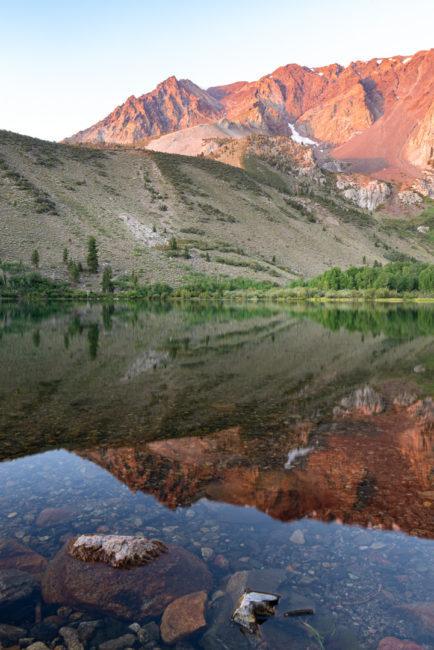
xmin=68 ymin=535 xmax=167 ymax=568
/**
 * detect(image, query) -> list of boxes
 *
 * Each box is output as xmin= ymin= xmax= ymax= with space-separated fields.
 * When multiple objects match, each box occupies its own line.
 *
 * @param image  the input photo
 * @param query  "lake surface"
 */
xmin=0 ymin=302 xmax=433 ymax=649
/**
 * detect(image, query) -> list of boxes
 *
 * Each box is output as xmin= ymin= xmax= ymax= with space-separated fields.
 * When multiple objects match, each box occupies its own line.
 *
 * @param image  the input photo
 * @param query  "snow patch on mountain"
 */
xmin=288 ymin=123 xmax=316 ymax=146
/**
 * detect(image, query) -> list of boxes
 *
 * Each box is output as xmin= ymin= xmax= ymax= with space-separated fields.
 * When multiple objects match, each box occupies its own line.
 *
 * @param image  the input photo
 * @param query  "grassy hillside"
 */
xmin=0 ymin=129 xmax=432 ymax=292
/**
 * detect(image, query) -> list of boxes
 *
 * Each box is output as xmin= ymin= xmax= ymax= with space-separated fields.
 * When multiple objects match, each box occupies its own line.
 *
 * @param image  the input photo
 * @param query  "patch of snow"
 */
xmin=288 ymin=122 xmax=316 ymax=146
xmin=403 ymin=57 xmax=412 ymax=64
xmin=318 ymin=72 xmax=324 ymax=76
xmin=356 ymin=70 xmax=361 ymax=76
xmin=285 ymin=446 xmax=314 ymax=469
xmin=376 ymin=59 xmax=383 ymax=65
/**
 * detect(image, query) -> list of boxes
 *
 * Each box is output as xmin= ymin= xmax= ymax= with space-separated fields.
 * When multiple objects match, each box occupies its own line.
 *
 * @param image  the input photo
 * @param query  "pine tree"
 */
xmin=31 ymin=249 xmax=39 ymax=268
xmin=87 ymin=236 xmax=99 ymax=272
xmin=63 ymin=247 xmax=68 ymax=264
xmin=101 ymin=266 xmax=114 ymax=293
xmin=67 ymin=260 xmax=80 ymax=282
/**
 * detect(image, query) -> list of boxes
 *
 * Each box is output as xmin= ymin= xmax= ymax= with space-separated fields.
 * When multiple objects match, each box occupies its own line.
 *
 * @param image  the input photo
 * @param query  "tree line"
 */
xmin=291 ymin=261 xmax=434 ymax=293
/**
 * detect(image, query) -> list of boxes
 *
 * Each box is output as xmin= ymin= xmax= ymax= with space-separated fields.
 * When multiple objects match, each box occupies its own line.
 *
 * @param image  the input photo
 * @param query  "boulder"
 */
xmin=0 ymin=539 xmax=47 ymax=582
xmin=42 ymin=542 xmax=212 ymax=620
xmin=67 ymin=534 xmax=167 ymax=568
xmin=160 ymin=591 xmax=207 ymax=644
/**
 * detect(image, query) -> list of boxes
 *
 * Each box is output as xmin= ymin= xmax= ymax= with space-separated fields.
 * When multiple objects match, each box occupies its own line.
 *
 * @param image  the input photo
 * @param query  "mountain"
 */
xmin=64 ymin=50 xmax=434 ymax=181
xmin=1 ymin=130 xmax=432 ymax=291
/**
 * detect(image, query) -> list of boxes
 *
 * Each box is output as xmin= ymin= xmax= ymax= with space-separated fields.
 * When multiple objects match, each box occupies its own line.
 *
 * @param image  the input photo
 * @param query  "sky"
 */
xmin=1 ymin=0 xmax=433 ymax=142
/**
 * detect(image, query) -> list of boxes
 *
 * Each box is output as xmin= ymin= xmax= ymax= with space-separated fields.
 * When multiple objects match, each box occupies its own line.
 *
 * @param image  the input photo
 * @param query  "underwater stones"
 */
xmin=0 ymin=539 xmax=47 ymax=582
xmin=377 ymin=639 xmax=425 ymax=650
xmin=289 ymin=529 xmax=305 ymax=545
xmin=0 ymin=625 xmax=27 ymax=645
xmin=59 ymin=626 xmax=84 ymax=650
xmin=0 ymin=569 xmax=39 ymax=622
xmin=67 ymin=535 xmax=168 ymax=568
xmin=98 ymin=633 xmax=136 ymax=650
xmin=160 ymin=590 xmax=207 ymax=644
xmin=42 ymin=542 xmax=212 ymax=620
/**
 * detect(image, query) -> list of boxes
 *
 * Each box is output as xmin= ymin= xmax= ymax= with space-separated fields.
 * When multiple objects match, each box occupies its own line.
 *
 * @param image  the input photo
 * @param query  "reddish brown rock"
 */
xmin=36 ymin=508 xmax=75 ymax=527
xmin=160 ymin=590 xmax=208 ymax=644
xmin=377 ymin=638 xmax=425 ymax=650
xmin=394 ymin=602 xmax=434 ymax=633
xmin=0 ymin=539 xmax=47 ymax=582
xmin=64 ymin=49 xmax=434 ymax=180
xmin=42 ymin=543 xmax=211 ymax=620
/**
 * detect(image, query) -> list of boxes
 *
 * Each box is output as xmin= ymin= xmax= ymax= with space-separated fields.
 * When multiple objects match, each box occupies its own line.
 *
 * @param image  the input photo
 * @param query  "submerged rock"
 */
xmin=0 ymin=624 xmax=27 ymax=645
xmin=59 ymin=626 xmax=84 ymax=650
xmin=36 ymin=507 xmax=76 ymax=527
xmin=0 ymin=569 xmax=39 ymax=622
xmin=98 ymin=633 xmax=136 ymax=650
xmin=394 ymin=602 xmax=434 ymax=633
xmin=42 ymin=542 xmax=212 ymax=620
xmin=0 ymin=539 xmax=47 ymax=582
xmin=377 ymin=638 xmax=425 ymax=650
xmin=201 ymin=570 xmax=286 ymax=650
xmin=67 ymin=535 xmax=168 ymax=568
xmin=160 ymin=590 xmax=207 ymax=644
xmin=231 ymin=590 xmax=280 ymax=634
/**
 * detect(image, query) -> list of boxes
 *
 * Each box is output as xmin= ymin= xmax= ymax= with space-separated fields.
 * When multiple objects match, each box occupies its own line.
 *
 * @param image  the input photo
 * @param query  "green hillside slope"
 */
xmin=0 ymin=130 xmax=432 ymax=292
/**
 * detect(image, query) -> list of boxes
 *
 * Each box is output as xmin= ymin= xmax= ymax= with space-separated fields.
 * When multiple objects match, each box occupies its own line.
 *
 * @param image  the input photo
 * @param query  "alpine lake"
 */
xmin=0 ymin=301 xmax=433 ymax=650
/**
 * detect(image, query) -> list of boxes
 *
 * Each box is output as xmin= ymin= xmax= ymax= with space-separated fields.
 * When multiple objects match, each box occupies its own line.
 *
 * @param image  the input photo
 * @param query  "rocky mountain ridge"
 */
xmin=65 ymin=50 xmax=434 ymax=181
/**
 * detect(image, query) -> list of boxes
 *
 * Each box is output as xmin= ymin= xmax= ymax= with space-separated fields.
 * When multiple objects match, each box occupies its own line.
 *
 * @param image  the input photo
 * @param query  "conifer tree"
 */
xmin=101 ymin=266 xmax=114 ymax=293
xmin=87 ymin=236 xmax=99 ymax=272
xmin=31 ymin=249 xmax=39 ymax=268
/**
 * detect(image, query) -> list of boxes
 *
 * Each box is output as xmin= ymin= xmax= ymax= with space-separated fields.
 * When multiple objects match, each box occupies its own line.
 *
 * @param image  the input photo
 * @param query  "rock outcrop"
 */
xmin=336 ymin=175 xmax=391 ymax=210
xmin=42 ymin=542 xmax=212 ymax=620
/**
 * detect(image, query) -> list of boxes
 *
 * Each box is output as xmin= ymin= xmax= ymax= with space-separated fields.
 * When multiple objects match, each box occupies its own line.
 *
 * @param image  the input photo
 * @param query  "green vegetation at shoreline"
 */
xmin=1 ymin=259 xmax=433 ymax=302
xmin=291 ymin=260 xmax=434 ymax=293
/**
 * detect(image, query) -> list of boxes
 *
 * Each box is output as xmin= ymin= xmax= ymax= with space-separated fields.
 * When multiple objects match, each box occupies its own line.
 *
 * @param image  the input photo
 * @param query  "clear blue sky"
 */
xmin=1 ymin=0 xmax=432 ymax=141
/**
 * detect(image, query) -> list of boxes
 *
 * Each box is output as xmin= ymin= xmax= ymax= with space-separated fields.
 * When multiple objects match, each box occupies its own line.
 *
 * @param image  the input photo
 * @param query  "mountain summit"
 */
xmin=65 ymin=50 xmax=434 ymax=179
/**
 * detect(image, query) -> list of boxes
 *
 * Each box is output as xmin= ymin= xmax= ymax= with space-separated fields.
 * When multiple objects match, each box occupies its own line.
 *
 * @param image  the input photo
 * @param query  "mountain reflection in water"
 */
xmin=79 ymin=393 xmax=433 ymax=538
xmin=0 ymin=302 xmax=433 ymax=649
